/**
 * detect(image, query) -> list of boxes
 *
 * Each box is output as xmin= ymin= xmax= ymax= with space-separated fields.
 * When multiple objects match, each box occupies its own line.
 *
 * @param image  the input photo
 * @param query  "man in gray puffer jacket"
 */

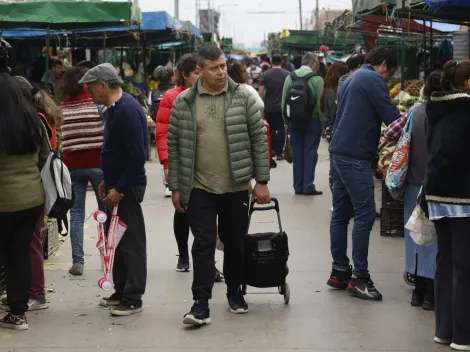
xmin=168 ymin=45 xmax=271 ymax=326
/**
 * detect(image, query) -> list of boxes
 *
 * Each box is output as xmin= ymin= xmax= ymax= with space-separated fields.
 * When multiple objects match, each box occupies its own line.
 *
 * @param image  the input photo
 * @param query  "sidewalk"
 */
xmin=0 ymin=142 xmax=441 ymax=352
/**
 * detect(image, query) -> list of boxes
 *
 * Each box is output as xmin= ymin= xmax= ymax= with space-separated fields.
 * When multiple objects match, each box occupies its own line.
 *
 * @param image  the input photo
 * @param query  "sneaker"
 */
xmin=434 ymin=337 xmax=451 ymax=345
xmin=227 ymin=291 xmax=249 ymax=314
xmin=215 ymin=267 xmax=224 ymax=282
xmin=327 ymin=267 xmax=352 ymax=290
xmin=164 ymin=187 xmax=172 ymax=198
xmin=28 ymin=298 xmax=48 ymax=311
xmin=183 ymin=301 xmax=211 ymax=326
xmin=176 ymin=256 xmax=190 ymax=272
xmin=69 ymin=263 xmax=84 ymax=276
xmin=276 ymin=155 xmax=285 ymax=161
xmin=347 ymin=274 xmax=383 ymax=301
xmin=100 ymin=293 xmax=121 ymax=307
xmin=410 ymin=289 xmax=425 ymax=307
xmin=450 ymin=343 xmax=470 ymax=350
xmin=0 ymin=313 xmax=28 ymax=331
xmin=110 ymin=303 xmax=143 ymax=316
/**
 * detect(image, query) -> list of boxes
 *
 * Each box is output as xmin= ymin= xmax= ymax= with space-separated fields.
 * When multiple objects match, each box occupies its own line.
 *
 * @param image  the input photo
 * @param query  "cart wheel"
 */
xmin=283 ymin=283 xmax=290 ymax=304
xmin=403 ymin=271 xmax=415 ymax=286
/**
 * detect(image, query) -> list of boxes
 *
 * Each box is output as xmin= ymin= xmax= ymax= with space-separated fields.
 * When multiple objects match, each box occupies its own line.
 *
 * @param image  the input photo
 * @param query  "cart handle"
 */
xmin=249 ymin=198 xmax=280 ymax=214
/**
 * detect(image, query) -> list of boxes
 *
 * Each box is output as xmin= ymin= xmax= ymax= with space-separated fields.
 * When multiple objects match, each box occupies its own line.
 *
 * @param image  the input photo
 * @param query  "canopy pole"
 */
xmin=430 ymin=19 xmax=433 ymax=70
xmin=401 ymin=29 xmax=405 ymax=90
xmin=423 ymin=19 xmax=427 ymax=79
xmin=120 ymin=46 xmax=124 ymax=80
xmin=143 ymin=39 xmax=148 ymax=95
xmin=45 ymin=26 xmax=50 ymax=91
xmin=71 ymin=32 xmax=75 ymax=65
xmin=103 ymin=33 xmax=107 ymax=63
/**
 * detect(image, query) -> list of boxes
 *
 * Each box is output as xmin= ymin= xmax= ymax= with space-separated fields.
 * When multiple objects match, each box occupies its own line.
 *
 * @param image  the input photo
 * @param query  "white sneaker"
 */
xmin=451 ymin=343 xmax=470 ymax=351
xmin=434 ymin=337 xmax=451 ymax=345
xmin=164 ymin=187 xmax=172 ymax=198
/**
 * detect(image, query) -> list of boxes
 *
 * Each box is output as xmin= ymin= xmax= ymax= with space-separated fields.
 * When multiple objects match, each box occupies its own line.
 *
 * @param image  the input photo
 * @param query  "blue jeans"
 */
xmin=404 ymin=183 xmax=437 ymax=279
xmin=70 ymin=168 xmax=104 ymax=264
xmin=330 ymin=155 xmax=376 ymax=278
xmin=290 ymin=118 xmax=322 ymax=193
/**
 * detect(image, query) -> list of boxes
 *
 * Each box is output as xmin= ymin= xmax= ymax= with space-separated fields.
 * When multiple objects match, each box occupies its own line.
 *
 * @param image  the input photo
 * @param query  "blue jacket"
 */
xmin=101 ymin=93 xmax=148 ymax=194
xmin=329 ymin=64 xmax=400 ymax=161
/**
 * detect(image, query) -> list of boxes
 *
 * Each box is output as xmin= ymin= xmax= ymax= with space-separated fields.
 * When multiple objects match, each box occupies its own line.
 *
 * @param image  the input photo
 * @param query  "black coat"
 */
xmin=425 ymin=91 xmax=470 ymax=205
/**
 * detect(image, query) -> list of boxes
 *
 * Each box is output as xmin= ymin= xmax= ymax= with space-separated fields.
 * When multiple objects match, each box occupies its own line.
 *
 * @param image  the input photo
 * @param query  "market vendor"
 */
xmin=41 ymin=59 xmax=64 ymax=94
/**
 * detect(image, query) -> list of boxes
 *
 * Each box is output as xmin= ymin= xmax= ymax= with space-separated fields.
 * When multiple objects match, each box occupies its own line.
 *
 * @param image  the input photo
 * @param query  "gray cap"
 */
xmin=78 ymin=63 xmax=123 ymax=85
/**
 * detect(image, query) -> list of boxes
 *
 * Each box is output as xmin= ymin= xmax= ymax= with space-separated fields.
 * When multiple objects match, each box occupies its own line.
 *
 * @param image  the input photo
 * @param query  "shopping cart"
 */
xmin=94 ymin=206 xmax=127 ymax=291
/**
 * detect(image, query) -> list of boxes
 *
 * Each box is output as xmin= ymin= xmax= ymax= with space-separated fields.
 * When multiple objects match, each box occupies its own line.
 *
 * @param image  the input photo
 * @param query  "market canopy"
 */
xmin=280 ymin=30 xmax=323 ymax=50
xmin=0 ymin=1 xmax=141 ymax=30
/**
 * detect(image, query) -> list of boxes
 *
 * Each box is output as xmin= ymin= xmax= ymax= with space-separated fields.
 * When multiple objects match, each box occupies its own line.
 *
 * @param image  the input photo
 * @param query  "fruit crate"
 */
xmin=0 ymin=265 xmax=5 ymax=294
xmin=41 ymin=219 xmax=60 ymax=259
xmin=380 ymin=182 xmax=405 ymax=237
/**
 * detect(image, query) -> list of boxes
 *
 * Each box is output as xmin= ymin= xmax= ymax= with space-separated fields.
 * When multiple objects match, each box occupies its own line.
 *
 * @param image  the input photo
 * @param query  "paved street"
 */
xmin=1 ymin=142 xmax=444 ymax=352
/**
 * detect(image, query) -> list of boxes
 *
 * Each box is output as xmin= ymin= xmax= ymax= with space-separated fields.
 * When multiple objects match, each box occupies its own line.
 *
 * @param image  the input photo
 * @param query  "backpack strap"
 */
xmin=289 ymin=72 xmax=299 ymax=82
xmin=302 ymin=72 xmax=316 ymax=82
xmin=96 ymin=105 xmax=105 ymax=123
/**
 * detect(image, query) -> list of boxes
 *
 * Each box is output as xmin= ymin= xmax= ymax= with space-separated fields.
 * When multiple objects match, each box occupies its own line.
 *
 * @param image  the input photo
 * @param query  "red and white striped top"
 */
xmin=59 ymin=89 xmax=104 ymax=170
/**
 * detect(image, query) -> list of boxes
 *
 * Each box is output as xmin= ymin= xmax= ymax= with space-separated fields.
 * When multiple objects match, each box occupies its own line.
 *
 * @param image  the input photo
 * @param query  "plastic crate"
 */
xmin=381 ymin=181 xmax=404 ymax=209
xmin=41 ymin=219 xmax=60 ymax=259
xmin=380 ymin=206 xmax=405 ymax=237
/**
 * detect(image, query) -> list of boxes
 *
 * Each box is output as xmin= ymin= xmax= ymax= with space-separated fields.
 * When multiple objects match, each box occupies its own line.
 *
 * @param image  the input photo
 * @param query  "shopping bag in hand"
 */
xmin=385 ymin=107 xmax=416 ymax=200
xmin=284 ymin=129 xmax=293 ymax=164
xmin=405 ymin=204 xmax=437 ymax=246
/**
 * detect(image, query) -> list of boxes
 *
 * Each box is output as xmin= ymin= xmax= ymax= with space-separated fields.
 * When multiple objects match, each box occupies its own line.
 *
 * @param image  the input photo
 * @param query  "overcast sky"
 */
xmin=140 ymin=0 xmax=352 ymax=47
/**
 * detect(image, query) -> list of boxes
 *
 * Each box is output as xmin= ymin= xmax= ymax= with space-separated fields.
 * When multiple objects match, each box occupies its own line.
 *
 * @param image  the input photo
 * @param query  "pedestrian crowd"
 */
xmin=1 ymin=41 xmax=470 ymax=351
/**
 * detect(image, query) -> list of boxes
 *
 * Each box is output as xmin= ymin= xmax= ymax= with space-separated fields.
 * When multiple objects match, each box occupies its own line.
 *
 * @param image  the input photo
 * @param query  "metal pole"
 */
xmin=315 ymin=0 xmax=319 ymax=30
xmin=430 ymin=19 xmax=434 ymax=69
xmin=45 ymin=26 xmax=50 ymax=91
xmin=103 ymin=33 xmax=107 ymax=63
xmin=174 ymin=0 xmax=179 ymax=19
xmin=423 ymin=19 xmax=427 ymax=79
xmin=298 ymin=0 xmax=303 ymax=31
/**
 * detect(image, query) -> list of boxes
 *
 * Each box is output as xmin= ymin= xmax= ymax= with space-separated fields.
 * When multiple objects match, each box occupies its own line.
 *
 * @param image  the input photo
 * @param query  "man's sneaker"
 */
xmin=183 ymin=301 xmax=211 ymax=326
xmin=327 ymin=267 xmax=352 ymax=290
xmin=69 ymin=263 xmax=84 ymax=276
xmin=110 ymin=303 xmax=143 ymax=316
xmin=164 ymin=186 xmax=172 ymax=198
xmin=227 ymin=291 xmax=249 ymax=314
xmin=176 ymin=256 xmax=190 ymax=272
xmin=434 ymin=337 xmax=451 ymax=345
xmin=100 ymin=293 xmax=121 ymax=307
xmin=0 ymin=313 xmax=28 ymax=331
xmin=450 ymin=343 xmax=470 ymax=351
xmin=347 ymin=274 xmax=383 ymax=301
xmin=215 ymin=267 xmax=224 ymax=282
xmin=5 ymin=298 xmax=49 ymax=312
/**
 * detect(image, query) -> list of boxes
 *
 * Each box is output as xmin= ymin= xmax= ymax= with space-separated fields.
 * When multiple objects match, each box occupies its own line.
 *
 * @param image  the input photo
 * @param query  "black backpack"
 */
xmin=283 ymin=72 xmax=316 ymax=125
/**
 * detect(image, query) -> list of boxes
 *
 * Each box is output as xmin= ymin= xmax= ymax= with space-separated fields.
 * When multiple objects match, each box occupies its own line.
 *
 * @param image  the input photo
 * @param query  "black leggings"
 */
xmin=174 ymin=211 xmax=190 ymax=258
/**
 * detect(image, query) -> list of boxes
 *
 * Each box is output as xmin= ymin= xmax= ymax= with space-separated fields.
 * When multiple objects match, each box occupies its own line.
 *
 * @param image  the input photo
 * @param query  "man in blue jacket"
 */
xmin=327 ymin=48 xmax=400 ymax=301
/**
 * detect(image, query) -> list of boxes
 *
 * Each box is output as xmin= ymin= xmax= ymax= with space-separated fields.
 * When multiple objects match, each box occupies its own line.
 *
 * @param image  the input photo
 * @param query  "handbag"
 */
xmin=284 ymin=131 xmax=293 ymax=164
xmin=405 ymin=203 xmax=437 ymax=246
xmin=385 ymin=107 xmax=416 ymax=200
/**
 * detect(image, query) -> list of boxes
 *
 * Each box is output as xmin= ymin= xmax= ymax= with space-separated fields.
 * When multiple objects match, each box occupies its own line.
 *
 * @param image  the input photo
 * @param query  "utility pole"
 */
xmin=298 ymin=0 xmax=303 ymax=30
xmin=174 ymin=0 xmax=179 ymax=19
xmin=315 ymin=0 xmax=320 ymax=30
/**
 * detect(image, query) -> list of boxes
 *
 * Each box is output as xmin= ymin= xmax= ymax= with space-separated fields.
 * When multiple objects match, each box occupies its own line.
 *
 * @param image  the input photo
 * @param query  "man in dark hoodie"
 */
xmin=327 ymin=48 xmax=400 ymax=301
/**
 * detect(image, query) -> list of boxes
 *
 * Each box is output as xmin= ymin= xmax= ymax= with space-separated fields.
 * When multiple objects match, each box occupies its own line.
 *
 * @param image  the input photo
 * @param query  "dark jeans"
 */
xmin=174 ymin=211 xmax=190 ymax=258
xmin=106 ymin=185 xmax=147 ymax=307
xmin=186 ymin=188 xmax=249 ymax=301
xmin=29 ymin=213 xmax=46 ymax=300
xmin=0 ymin=205 xmax=43 ymax=315
xmin=70 ymin=168 xmax=104 ymax=264
xmin=330 ymin=155 xmax=376 ymax=278
xmin=265 ymin=111 xmax=285 ymax=156
xmin=434 ymin=218 xmax=470 ymax=345
xmin=290 ymin=118 xmax=322 ymax=194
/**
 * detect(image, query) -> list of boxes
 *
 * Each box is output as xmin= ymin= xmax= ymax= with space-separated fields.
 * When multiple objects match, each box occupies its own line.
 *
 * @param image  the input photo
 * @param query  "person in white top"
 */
xmin=228 ymin=61 xmax=264 ymax=111
xmin=245 ymin=59 xmax=262 ymax=91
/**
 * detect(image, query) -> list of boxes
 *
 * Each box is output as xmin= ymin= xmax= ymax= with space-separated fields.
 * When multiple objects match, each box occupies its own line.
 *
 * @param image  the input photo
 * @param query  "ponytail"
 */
xmin=441 ymin=60 xmax=470 ymax=91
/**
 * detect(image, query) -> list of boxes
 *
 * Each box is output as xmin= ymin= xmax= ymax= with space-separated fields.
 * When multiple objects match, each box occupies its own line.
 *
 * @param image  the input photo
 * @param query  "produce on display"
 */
xmin=404 ymin=79 xmax=424 ymax=97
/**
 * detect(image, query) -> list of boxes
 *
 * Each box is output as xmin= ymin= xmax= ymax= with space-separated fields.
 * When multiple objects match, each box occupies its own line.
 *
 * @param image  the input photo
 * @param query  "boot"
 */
xmin=411 ymin=276 xmax=426 ymax=307
xmin=422 ymin=279 xmax=435 ymax=311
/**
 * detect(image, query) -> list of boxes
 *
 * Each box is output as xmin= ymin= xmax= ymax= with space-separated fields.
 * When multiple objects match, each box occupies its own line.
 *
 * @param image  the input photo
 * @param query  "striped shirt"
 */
xmin=59 ymin=89 xmax=104 ymax=170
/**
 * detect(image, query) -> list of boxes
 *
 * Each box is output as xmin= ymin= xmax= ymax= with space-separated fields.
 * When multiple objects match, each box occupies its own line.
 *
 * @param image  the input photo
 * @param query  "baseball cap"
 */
xmin=78 ymin=63 xmax=123 ymax=85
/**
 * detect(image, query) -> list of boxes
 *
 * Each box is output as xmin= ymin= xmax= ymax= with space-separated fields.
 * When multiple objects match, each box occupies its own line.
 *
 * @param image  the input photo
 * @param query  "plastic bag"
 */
xmin=405 ymin=204 xmax=437 ymax=246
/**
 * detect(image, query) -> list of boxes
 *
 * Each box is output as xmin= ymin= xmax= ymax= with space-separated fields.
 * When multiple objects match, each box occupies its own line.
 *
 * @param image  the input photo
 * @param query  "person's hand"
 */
xmin=253 ymin=183 xmax=271 ymax=205
xmin=98 ymin=181 xmax=106 ymax=200
xmin=164 ymin=168 xmax=169 ymax=182
xmin=172 ymin=191 xmax=185 ymax=213
xmin=104 ymin=189 xmax=123 ymax=207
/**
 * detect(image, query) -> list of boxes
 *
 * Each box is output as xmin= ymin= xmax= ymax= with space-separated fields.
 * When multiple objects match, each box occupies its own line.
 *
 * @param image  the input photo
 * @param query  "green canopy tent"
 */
xmin=280 ymin=30 xmax=323 ymax=51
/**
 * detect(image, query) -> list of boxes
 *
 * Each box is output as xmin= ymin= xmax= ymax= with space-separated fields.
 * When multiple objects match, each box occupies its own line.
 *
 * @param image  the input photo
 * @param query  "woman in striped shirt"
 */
xmin=60 ymin=66 xmax=105 ymax=276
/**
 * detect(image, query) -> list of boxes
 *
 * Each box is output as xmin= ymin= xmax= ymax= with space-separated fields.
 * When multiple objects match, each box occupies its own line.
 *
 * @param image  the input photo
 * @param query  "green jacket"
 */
xmin=168 ymin=78 xmax=270 ymax=203
xmin=281 ymin=66 xmax=325 ymax=125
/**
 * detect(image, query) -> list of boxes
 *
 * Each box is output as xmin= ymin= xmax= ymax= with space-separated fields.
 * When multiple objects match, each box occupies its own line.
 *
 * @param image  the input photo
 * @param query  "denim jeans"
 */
xmin=330 ymin=155 xmax=376 ymax=278
xmin=70 ymin=168 xmax=104 ymax=264
xmin=289 ymin=118 xmax=322 ymax=194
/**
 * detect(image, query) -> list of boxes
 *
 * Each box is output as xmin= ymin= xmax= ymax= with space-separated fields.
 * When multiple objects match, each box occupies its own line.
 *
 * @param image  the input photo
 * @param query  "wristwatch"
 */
xmin=257 ymin=181 xmax=268 ymax=185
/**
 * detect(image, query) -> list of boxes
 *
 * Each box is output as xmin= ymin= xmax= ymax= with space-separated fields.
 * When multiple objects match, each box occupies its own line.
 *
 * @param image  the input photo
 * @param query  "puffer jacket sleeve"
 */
xmin=246 ymin=92 xmax=270 ymax=182
xmin=168 ymin=96 xmax=182 ymax=191
xmin=155 ymin=91 xmax=174 ymax=169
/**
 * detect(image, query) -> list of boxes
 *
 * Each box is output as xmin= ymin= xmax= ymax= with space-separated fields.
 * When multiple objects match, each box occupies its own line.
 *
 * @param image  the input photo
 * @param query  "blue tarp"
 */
xmin=1 ymin=28 xmax=68 ymax=38
xmin=425 ymin=0 xmax=470 ymax=7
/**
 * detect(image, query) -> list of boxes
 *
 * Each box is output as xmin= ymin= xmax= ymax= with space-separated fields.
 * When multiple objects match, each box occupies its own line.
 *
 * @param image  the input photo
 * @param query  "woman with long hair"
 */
xmin=31 ymin=88 xmax=62 ymax=151
xmin=60 ymin=66 xmax=105 ymax=276
xmin=384 ymin=70 xmax=442 ymax=311
xmin=425 ymin=60 xmax=470 ymax=350
xmin=0 ymin=73 xmax=50 ymax=330
xmin=228 ymin=60 xmax=264 ymax=111
xmin=320 ymin=62 xmax=349 ymax=138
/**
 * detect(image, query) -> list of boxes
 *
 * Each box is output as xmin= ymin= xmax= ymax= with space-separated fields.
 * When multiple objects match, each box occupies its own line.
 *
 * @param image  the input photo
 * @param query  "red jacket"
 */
xmin=156 ymin=85 xmax=185 ymax=169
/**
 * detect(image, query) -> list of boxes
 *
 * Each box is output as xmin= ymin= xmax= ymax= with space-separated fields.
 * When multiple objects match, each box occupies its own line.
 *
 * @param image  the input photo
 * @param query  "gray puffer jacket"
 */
xmin=168 ymin=77 xmax=270 ymax=203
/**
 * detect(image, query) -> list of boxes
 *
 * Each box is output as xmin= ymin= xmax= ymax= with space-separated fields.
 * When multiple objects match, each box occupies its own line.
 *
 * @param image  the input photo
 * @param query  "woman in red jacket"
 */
xmin=156 ymin=53 xmax=199 ymax=272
